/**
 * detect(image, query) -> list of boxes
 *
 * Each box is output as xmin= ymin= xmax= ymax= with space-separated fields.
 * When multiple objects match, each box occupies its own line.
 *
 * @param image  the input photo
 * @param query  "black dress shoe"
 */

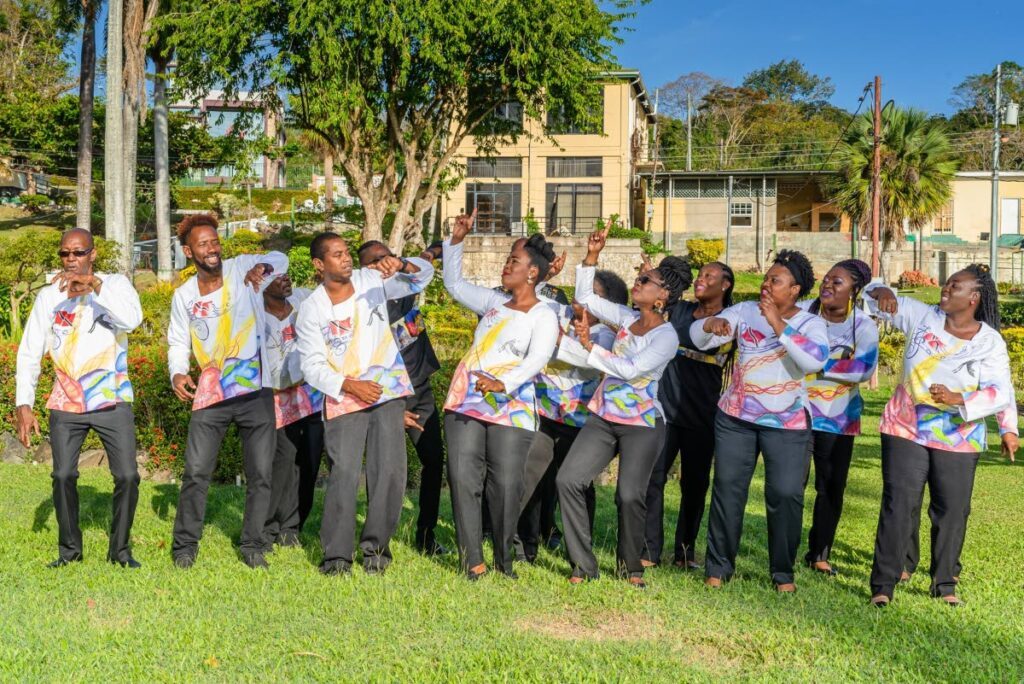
xmin=546 ymin=530 xmax=563 ymax=551
xmin=173 ymin=554 xmax=196 ymax=569
xmin=319 ymin=560 xmax=351 ymax=576
xmin=47 ymin=555 xmax=83 ymax=568
xmin=501 ymin=569 xmax=519 ymax=580
xmin=110 ymin=557 xmax=142 ymax=569
xmin=417 ymin=540 xmax=451 ymax=557
xmin=242 ymin=552 xmax=269 ymax=569
xmin=276 ymin=532 xmax=301 ymax=548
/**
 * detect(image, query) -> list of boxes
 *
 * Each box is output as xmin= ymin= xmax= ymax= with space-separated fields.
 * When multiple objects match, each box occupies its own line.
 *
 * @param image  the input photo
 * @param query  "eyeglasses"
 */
xmin=58 ymin=248 xmax=93 ymax=258
xmin=635 ymin=274 xmax=665 ymax=288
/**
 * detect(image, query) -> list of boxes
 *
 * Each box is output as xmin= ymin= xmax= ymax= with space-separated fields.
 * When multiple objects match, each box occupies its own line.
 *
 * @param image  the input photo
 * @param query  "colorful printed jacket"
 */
xmin=264 ymin=287 xmax=324 ymax=428
xmin=17 ymin=273 xmax=142 ymax=413
xmin=690 ymin=300 xmax=829 ymax=430
xmin=296 ymin=259 xmax=434 ymax=419
xmin=865 ymin=283 xmax=1015 ymax=452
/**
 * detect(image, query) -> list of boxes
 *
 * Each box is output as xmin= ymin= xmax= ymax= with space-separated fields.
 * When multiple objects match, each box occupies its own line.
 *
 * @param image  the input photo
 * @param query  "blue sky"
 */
xmin=612 ymin=0 xmax=1023 ymax=115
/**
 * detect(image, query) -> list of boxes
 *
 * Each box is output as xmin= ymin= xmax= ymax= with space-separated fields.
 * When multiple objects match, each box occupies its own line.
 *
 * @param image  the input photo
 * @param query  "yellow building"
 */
xmin=439 ymin=70 xmax=655 ymax=235
xmin=923 ymin=171 xmax=1024 ymax=241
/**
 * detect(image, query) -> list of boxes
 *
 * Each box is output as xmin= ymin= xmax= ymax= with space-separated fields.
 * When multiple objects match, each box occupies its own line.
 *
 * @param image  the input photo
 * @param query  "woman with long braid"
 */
xmin=642 ymin=258 xmax=735 ymax=570
xmin=797 ymin=259 xmax=878 ymax=576
xmin=442 ymin=210 xmax=559 ymax=580
xmin=690 ymin=250 xmax=828 ymax=592
xmin=865 ymin=264 xmax=1016 ymax=607
xmin=556 ymin=229 xmax=685 ymax=589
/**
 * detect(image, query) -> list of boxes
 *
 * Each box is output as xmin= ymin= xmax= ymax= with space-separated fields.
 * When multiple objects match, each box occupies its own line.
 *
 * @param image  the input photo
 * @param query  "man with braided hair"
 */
xmin=865 ymin=264 xmax=1017 ymax=607
xmin=690 ymin=249 xmax=829 ymax=592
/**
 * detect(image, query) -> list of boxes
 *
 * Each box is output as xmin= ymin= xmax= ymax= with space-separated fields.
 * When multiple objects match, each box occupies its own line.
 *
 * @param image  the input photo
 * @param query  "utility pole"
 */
xmin=725 ymin=174 xmax=733 ymax=266
xmin=870 ymin=75 xmax=882 ymax=278
xmin=686 ymin=92 xmax=692 ymax=171
xmin=990 ymin=63 xmax=1003 ymax=282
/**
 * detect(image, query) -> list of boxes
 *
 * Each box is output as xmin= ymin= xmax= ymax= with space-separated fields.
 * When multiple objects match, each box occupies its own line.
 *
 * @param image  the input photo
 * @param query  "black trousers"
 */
xmin=642 ymin=422 xmax=715 ymax=565
xmin=804 ymin=431 xmax=856 ymax=564
xmin=320 ymin=399 xmax=407 ymax=571
xmin=265 ymin=413 xmax=324 ymax=541
xmin=556 ymin=415 xmax=665 ymax=579
xmin=706 ymin=410 xmax=811 ymax=585
xmin=405 ymin=381 xmax=444 ymax=548
xmin=445 ymin=412 xmax=533 ymax=574
xmin=870 ymin=434 xmax=978 ymax=599
xmin=172 ymin=390 xmax=276 ymax=559
xmin=518 ymin=417 xmax=595 ymax=558
xmin=49 ymin=403 xmax=139 ymax=562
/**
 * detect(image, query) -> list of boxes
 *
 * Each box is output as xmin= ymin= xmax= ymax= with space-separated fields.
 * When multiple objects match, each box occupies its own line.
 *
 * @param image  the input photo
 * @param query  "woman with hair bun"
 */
xmin=642 ymin=257 xmax=736 ymax=571
xmin=864 ymin=264 xmax=1016 ymax=607
xmin=798 ymin=259 xmax=878 ymax=576
xmin=690 ymin=249 xmax=829 ymax=592
xmin=442 ymin=210 xmax=559 ymax=580
xmin=555 ymin=229 xmax=683 ymax=589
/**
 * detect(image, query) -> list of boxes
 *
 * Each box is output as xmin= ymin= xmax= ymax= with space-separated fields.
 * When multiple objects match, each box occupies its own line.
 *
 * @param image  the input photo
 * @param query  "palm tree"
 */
xmin=148 ymin=0 xmax=173 ymax=281
xmin=830 ymin=106 xmax=958 ymax=248
xmin=61 ymin=0 xmax=102 ymax=232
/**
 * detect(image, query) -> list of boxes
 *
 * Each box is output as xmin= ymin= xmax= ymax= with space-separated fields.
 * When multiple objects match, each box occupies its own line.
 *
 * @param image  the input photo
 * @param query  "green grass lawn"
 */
xmin=2 ymin=390 xmax=1024 ymax=681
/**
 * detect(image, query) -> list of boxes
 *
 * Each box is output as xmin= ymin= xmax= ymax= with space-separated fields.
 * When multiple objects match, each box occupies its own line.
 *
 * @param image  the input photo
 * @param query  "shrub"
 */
xmin=1000 ymin=301 xmax=1024 ymax=328
xmin=896 ymin=270 xmax=937 ymax=288
xmin=19 ymin=194 xmax=50 ymax=214
xmin=685 ymin=238 xmax=725 ymax=269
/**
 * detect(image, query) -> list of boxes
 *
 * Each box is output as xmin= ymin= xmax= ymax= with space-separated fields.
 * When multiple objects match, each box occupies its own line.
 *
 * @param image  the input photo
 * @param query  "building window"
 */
xmin=546 ymin=183 xmax=602 ymax=234
xmin=547 ymin=157 xmax=603 ymax=178
xmin=466 ymin=157 xmax=522 ymax=178
xmin=935 ymin=200 xmax=954 ymax=234
xmin=465 ymin=183 xmax=522 ymax=235
xmin=546 ymin=100 xmax=604 ymax=135
xmin=474 ymin=101 xmax=525 ymax=135
xmin=652 ymin=177 xmax=777 ymax=199
xmin=730 ymin=201 xmax=753 ymax=227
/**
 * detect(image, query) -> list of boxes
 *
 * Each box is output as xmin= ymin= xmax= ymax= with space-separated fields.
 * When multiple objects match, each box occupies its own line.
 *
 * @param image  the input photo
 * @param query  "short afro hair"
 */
xmin=773 ymin=249 xmax=815 ymax=298
xmin=177 ymin=214 xmax=219 ymax=246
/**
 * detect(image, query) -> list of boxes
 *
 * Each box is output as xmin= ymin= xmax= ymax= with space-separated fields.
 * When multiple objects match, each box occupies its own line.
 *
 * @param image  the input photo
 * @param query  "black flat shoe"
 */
xmin=173 ymin=554 xmax=195 ymax=569
xmin=47 ymin=555 xmax=83 ymax=568
xmin=501 ymin=569 xmax=519 ymax=580
xmin=110 ymin=557 xmax=141 ymax=569
xmin=276 ymin=532 xmax=301 ymax=548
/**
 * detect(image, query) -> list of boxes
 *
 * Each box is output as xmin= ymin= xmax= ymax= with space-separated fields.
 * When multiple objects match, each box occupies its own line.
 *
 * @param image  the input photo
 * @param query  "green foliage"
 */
xmin=287 ymin=246 xmax=315 ymax=288
xmin=18 ymin=194 xmax=50 ymax=214
xmin=828 ymin=107 xmax=958 ymax=246
xmin=161 ymin=0 xmax=628 ymax=249
xmin=172 ymin=187 xmax=317 ymax=214
xmin=525 ymin=210 xmax=541 ymax=236
xmin=207 ymin=192 xmax=246 ymax=219
xmin=684 ymin=238 xmax=725 ymax=268
xmin=741 ymin=59 xmax=835 ymax=105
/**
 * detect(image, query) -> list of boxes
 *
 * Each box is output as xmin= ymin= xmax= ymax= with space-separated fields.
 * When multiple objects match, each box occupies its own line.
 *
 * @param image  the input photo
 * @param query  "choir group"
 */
xmin=15 ymin=210 xmax=1017 ymax=607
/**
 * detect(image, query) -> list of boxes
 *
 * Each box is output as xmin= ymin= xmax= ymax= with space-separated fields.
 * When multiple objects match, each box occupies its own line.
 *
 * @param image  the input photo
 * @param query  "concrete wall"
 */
xmin=924 ymin=175 xmax=1024 ymax=241
xmin=455 ymin=236 xmax=644 ymax=289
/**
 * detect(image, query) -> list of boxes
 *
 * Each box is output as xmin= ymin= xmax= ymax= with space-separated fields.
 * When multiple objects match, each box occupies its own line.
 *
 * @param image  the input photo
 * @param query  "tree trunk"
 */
xmin=323 ymin=151 xmax=334 ymax=225
xmin=75 ymin=3 xmax=96 ymax=232
xmin=103 ymin=0 xmax=125 ymax=255
xmin=153 ymin=56 xmax=172 ymax=281
xmin=8 ymin=289 xmax=24 ymax=341
xmin=122 ymin=103 xmax=138 ymax=276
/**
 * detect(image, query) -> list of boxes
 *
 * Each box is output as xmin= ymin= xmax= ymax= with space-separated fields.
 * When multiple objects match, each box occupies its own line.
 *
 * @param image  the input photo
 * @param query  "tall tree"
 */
xmin=162 ymin=0 xmax=627 ymax=251
xmin=741 ymin=59 xmax=835 ymax=107
xmin=148 ymin=0 xmax=173 ymax=280
xmin=948 ymin=61 xmax=1024 ymax=130
xmin=830 ymin=106 xmax=958 ymax=247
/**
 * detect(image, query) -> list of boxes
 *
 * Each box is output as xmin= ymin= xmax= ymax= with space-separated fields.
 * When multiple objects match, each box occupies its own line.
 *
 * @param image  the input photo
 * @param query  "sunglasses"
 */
xmin=58 ymin=248 xmax=93 ymax=258
xmin=635 ymin=274 xmax=665 ymax=288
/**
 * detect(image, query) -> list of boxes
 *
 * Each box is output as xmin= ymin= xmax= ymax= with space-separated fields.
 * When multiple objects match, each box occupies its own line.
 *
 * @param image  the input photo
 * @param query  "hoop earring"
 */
xmin=527 ymin=276 xmax=535 ymax=285
xmin=654 ymin=301 xmax=664 ymax=314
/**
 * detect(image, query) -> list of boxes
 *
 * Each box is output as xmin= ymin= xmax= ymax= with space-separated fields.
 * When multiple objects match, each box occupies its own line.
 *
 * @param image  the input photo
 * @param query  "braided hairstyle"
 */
xmin=522 ymin=233 xmax=557 ymax=282
xmin=962 ymin=263 xmax=1000 ymax=330
xmin=773 ymin=249 xmax=815 ymax=299
xmin=809 ymin=258 xmax=872 ymax=315
xmin=653 ymin=255 xmax=693 ymax=311
xmin=707 ymin=261 xmax=736 ymax=308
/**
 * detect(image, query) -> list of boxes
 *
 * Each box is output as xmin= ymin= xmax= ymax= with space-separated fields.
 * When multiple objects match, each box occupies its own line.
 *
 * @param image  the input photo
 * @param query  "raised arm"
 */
xmin=863 ymin=282 xmax=932 ymax=335
xmin=379 ymin=257 xmax=435 ymax=300
xmin=92 ymin=274 xmax=142 ymax=331
xmin=442 ymin=238 xmax=503 ymax=316
xmin=234 ymin=250 xmax=290 ymax=294
xmin=778 ymin=315 xmax=829 ymax=374
xmin=689 ymin=302 xmax=744 ymax=350
xmin=575 ymin=264 xmax=635 ymax=328
xmin=822 ymin=315 xmax=879 ymax=384
xmin=492 ymin=307 xmax=560 ymax=393
xmin=585 ymin=324 xmax=677 ymax=381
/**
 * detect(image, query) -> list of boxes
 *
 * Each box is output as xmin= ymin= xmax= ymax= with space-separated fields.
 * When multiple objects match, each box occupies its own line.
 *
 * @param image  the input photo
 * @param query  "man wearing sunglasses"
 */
xmin=15 ymin=228 xmax=144 ymax=569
